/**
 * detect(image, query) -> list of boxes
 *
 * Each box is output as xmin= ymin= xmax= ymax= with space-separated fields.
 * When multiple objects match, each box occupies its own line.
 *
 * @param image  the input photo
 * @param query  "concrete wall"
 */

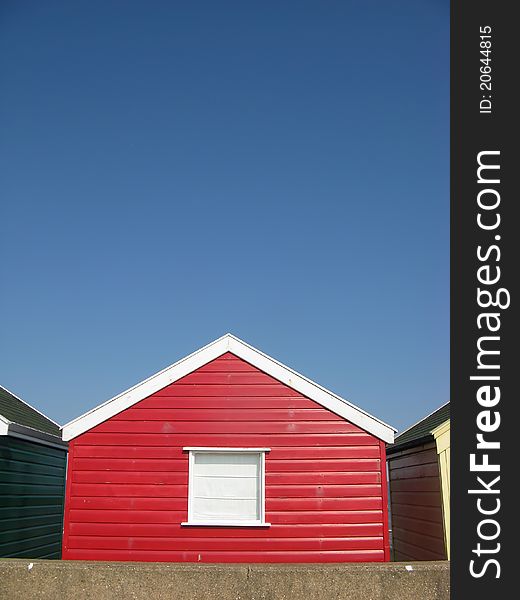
xmin=0 ymin=559 xmax=449 ymax=600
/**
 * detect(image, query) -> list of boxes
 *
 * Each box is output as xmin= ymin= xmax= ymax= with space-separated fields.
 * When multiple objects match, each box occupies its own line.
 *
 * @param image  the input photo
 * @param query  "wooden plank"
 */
xmin=63 ymin=548 xmax=385 ymax=562
xmin=136 ymin=397 xmax=317 ymax=409
xmin=71 ymin=483 xmax=189 ymax=498
xmin=73 ymin=445 xmax=381 ymax=460
xmin=265 ymin=484 xmax=382 ymax=498
xmin=390 ymin=477 xmax=441 ymax=493
xmin=92 ymin=420 xmax=362 ymax=435
xmin=175 ymin=372 xmax=281 ymax=385
xmin=0 ymin=458 xmax=65 ymax=476
xmin=68 ymin=497 xmax=187 ymax=511
xmin=68 ymin=522 xmax=384 ymax=538
xmin=73 ymin=471 xmax=188 ymax=485
xmin=268 ymin=510 xmax=383 ymax=524
xmin=153 ymin=385 xmax=303 ymax=397
xmin=114 ymin=408 xmax=344 ymax=421
xmin=68 ymin=507 xmax=383 ymax=525
xmin=388 ymin=463 xmax=439 ymax=480
xmin=388 ymin=448 xmax=438 ymax=471
xmin=71 ymin=458 xmax=381 ymax=472
xmin=267 ymin=497 xmax=383 ymax=510
xmin=390 ymin=503 xmax=443 ymax=523
xmin=0 ymin=505 xmax=63 ymax=519
xmin=394 ymin=540 xmax=445 ymax=560
xmin=72 ymin=470 xmax=379 ymax=486
xmin=266 ymin=472 xmax=380 ymax=485
xmin=0 ymin=523 xmax=62 ymax=545
xmin=66 ymin=535 xmax=384 ymax=552
xmin=0 ymin=482 xmax=64 ymax=496
xmin=0 ymin=495 xmax=64 ymax=508
xmin=67 ymin=496 xmax=384 ymax=514
xmin=0 ymin=532 xmax=61 ymax=554
xmin=0 ymin=445 xmax=66 ymax=469
xmin=196 ymin=360 xmax=260 ymax=373
xmin=0 ymin=470 xmax=66 ymax=486
xmin=72 ymin=457 xmax=188 ymax=472
xmin=0 ymin=437 xmax=65 ymax=459
xmin=391 ymin=514 xmax=445 ymax=539
xmin=390 ymin=491 xmax=442 ymax=507
xmin=70 ymin=482 xmax=381 ymax=499
xmin=269 ymin=447 xmax=381 ymax=460
xmin=69 ymin=509 xmax=187 ymax=523
xmin=0 ymin=513 xmax=65 ymax=531
xmin=76 ymin=433 xmax=376 ymax=447
xmin=393 ymin=549 xmax=418 ymax=561
xmin=392 ymin=528 xmax=446 ymax=558
xmin=268 ymin=459 xmax=381 ymax=472
xmin=6 ymin=542 xmax=61 ymax=559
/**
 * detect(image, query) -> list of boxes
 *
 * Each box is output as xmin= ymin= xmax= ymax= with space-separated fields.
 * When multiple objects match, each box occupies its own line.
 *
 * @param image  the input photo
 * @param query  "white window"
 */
xmin=182 ymin=448 xmax=270 ymax=527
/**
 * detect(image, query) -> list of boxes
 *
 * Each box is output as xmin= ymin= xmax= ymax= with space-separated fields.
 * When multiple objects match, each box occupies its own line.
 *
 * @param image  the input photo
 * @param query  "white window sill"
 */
xmin=181 ymin=521 xmax=271 ymax=527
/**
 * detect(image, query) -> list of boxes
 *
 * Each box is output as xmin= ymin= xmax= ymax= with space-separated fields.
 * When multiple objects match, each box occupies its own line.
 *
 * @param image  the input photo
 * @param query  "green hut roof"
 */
xmin=388 ymin=402 xmax=450 ymax=453
xmin=0 ymin=385 xmax=60 ymax=436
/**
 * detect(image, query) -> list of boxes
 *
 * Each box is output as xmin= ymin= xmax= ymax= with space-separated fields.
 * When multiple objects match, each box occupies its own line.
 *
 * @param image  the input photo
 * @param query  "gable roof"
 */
xmin=62 ymin=333 xmax=396 ymax=443
xmin=0 ymin=385 xmax=67 ymax=449
xmin=387 ymin=401 xmax=450 ymax=453
xmin=0 ymin=385 xmax=60 ymax=436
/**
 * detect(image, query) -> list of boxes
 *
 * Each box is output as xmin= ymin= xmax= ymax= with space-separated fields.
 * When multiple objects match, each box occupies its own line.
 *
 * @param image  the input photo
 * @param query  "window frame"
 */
xmin=181 ymin=447 xmax=270 ymax=527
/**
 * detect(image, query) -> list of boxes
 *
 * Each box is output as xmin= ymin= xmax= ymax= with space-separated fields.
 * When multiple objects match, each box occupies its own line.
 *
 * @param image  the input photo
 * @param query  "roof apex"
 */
xmin=62 ymin=334 xmax=396 ymax=443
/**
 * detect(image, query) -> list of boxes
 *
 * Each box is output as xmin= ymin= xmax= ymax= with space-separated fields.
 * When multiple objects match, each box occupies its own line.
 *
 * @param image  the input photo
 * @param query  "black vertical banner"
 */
xmin=451 ymin=1 xmax=515 ymax=597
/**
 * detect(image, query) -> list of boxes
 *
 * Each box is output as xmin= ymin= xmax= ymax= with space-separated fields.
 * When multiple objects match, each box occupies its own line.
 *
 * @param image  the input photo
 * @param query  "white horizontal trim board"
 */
xmin=61 ymin=333 xmax=396 ymax=443
xmin=0 ymin=414 xmax=67 ymax=449
xmin=181 ymin=521 xmax=271 ymax=527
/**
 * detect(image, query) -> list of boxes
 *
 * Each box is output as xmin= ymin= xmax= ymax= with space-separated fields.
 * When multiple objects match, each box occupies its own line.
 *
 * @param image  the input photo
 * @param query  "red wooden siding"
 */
xmin=62 ymin=353 xmax=388 ymax=563
xmin=387 ymin=442 xmax=447 ymax=561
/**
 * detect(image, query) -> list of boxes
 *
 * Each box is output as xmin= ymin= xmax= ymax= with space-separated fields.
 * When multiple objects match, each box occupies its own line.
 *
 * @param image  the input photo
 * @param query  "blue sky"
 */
xmin=0 ymin=1 xmax=449 ymax=433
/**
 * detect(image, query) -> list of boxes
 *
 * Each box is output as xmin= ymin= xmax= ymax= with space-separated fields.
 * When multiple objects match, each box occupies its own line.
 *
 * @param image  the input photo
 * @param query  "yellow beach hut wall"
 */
xmin=432 ymin=420 xmax=450 ymax=559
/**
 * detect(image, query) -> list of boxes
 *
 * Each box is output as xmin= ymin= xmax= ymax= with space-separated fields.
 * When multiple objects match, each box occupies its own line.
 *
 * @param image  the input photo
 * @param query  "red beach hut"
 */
xmin=61 ymin=334 xmax=395 ymax=562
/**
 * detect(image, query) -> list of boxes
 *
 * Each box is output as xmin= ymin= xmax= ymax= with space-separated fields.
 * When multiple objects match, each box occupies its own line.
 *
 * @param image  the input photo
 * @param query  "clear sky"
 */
xmin=0 ymin=1 xmax=448 ymax=433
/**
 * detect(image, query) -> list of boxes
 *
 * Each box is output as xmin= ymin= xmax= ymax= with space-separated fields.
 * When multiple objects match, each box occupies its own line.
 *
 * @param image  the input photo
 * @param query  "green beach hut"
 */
xmin=0 ymin=385 xmax=67 ymax=558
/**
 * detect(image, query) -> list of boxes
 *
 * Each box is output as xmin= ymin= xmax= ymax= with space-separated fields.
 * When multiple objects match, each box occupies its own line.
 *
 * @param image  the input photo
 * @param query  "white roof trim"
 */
xmin=431 ymin=420 xmax=450 ymax=439
xmin=61 ymin=334 xmax=396 ymax=443
xmin=183 ymin=447 xmax=271 ymax=452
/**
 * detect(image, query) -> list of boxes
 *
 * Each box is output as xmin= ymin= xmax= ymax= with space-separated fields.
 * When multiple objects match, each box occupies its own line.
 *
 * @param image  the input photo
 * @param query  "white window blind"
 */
xmin=182 ymin=448 xmax=270 ymax=527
